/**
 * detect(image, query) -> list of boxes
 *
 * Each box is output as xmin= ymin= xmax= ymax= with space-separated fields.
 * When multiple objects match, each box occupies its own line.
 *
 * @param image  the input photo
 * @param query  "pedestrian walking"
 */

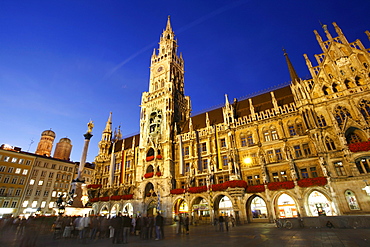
xmin=219 ymin=216 xmax=225 ymax=232
xmin=155 ymin=213 xmax=164 ymax=240
xmin=122 ymin=214 xmax=131 ymax=244
xmin=184 ymin=214 xmax=190 ymax=235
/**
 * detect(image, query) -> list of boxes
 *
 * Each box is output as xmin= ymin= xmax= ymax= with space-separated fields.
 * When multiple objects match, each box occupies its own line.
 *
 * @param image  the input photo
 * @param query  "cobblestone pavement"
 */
xmin=1 ymin=223 xmax=370 ymax=247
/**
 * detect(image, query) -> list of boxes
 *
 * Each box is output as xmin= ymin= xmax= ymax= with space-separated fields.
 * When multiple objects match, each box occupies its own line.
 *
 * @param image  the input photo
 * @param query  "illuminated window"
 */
xmin=32 ymin=201 xmax=37 ymax=208
xmin=52 ymin=191 xmax=57 ymax=197
xmin=18 ymin=159 xmax=24 ymax=164
xmin=263 ymin=131 xmax=271 ymax=142
xmin=11 ymin=158 xmax=17 ymax=163
xmin=41 ymin=201 xmax=46 ymax=208
xmin=49 ymin=202 xmax=54 ymax=208
xmin=15 ymin=168 xmax=21 ymax=174
xmin=23 ymin=200 xmax=29 ymax=207
xmin=38 ymin=180 xmax=43 ymax=186
xmin=29 ymin=179 xmax=35 ymax=185
xmin=271 ymin=129 xmax=279 ymax=140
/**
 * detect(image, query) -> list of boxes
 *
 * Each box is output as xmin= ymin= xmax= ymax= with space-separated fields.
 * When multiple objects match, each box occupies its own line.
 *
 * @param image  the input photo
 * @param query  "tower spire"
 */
xmin=166 ymin=15 xmax=172 ymax=32
xmin=283 ymin=49 xmax=300 ymax=85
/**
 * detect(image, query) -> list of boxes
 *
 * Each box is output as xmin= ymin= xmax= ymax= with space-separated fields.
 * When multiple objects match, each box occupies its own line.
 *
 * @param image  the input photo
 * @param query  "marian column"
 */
xmin=77 ymin=120 xmax=94 ymax=180
xmin=68 ymin=121 xmax=94 ymax=208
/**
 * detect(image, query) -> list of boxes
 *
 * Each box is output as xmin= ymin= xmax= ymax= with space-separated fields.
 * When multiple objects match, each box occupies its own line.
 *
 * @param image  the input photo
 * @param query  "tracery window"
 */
xmin=325 ymin=137 xmax=336 ymax=151
xmin=317 ymin=115 xmax=327 ymax=127
xmin=334 ymin=161 xmax=346 ymax=176
xmin=334 ymin=106 xmax=352 ymax=126
xmin=359 ymin=99 xmax=370 ymax=120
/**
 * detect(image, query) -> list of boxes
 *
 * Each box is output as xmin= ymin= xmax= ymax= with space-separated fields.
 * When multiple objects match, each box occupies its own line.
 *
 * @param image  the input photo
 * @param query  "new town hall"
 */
xmin=88 ymin=18 xmax=370 ymax=224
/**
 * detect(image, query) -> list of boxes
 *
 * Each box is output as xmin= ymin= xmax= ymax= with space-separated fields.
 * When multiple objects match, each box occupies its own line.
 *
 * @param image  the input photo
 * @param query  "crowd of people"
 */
xmin=53 ymin=212 xmax=165 ymax=243
xmin=213 ymin=214 xmax=236 ymax=232
xmin=0 ymin=212 xmax=236 ymax=246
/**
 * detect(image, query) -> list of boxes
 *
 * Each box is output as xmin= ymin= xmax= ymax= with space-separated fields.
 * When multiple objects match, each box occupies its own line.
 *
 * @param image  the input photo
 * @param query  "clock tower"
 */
xmin=137 ymin=17 xmax=190 ymax=215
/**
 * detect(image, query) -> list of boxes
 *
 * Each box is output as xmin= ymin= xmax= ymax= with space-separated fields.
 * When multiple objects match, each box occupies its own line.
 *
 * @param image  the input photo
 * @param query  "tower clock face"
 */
xmin=157 ymin=66 xmax=164 ymax=73
xmin=148 ymin=109 xmax=162 ymax=136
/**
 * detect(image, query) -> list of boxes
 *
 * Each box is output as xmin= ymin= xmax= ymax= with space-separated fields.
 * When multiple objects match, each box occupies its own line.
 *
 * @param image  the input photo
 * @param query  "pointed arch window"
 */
xmin=333 ymin=106 xmax=352 ymax=126
xmin=347 ymin=132 xmax=362 ymax=144
xmin=322 ymin=86 xmax=329 ymax=95
xmin=325 ymin=137 xmax=336 ymax=151
xmin=345 ymin=190 xmax=360 ymax=210
xmin=355 ymin=76 xmax=362 ymax=86
xmin=359 ymin=100 xmax=370 ymax=120
xmin=317 ymin=115 xmax=327 ymax=127
xmin=332 ymin=83 xmax=339 ymax=93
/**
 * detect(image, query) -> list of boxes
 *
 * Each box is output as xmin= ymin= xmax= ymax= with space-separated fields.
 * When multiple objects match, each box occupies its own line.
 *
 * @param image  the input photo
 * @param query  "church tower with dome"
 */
xmin=53 ymin=137 xmax=72 ymax=160
xmin=35 ymin=129 xmax=56 ymax=157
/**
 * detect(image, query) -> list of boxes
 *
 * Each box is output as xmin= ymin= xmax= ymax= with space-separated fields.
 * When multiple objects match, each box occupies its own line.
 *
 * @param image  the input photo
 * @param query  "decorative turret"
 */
xmin=223 ymin=94 xmax=235 ymax=126
xmin=98 ymin=112 xmax=113 ymax=157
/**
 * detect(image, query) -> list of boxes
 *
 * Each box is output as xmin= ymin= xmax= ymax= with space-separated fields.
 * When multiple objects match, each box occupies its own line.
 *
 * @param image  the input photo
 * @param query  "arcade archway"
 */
xmin=249 ymin=196 xmax=268 ymax=222
xmin=276 ymin=193 xmax=298 ymax=218
xmin=123 ymin=203 xmax=133 ymax=216
xmin=307 ymin=190 xmax=337 ymax=216
xmin=192 ymin=197 xmax=211 ymax=224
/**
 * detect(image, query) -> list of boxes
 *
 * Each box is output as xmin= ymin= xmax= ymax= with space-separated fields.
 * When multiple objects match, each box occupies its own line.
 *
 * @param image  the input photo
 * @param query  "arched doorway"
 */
xmin=250 ymin=196 xmax=268 ymax=222
xmin=192 ymin=197 xmax=211 ymax=224
xmin=123 ymin=203 xmax=133 ymax=216
xmin=147 ymin=200 xmax=157 ymax=216
xmin=110 ymin=204 xmax=118 ymax=217
xmin=173 ymin=198 xmax=188 ymax=216
xmin=308 ymin=191 xmax=337 ymax=216
xmin=276 ymin=193 xmax=298 ymax=218
xmin=217 ymin=195 xmax=233 ymax=217
xmin=100 ymin=205 xmax=109 ymax=216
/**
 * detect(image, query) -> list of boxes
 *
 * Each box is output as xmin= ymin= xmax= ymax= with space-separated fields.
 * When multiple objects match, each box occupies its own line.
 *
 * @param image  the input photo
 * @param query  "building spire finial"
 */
xmin=283 ymin=48 xmax=300 ymax=85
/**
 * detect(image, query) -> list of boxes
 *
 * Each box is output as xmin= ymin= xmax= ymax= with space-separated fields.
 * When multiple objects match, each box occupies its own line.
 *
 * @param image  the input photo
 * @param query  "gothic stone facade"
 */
xmin=90 ymin=19 xmax=370 ymax=224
